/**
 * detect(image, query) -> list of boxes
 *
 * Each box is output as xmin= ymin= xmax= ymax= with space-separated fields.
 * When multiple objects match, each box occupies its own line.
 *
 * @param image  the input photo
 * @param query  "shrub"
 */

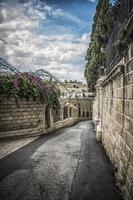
xmin=0 ymin=73 xmax=60 ymax=109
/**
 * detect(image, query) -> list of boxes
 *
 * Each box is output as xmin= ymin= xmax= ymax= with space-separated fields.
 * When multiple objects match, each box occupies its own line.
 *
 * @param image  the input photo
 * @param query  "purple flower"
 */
xmin=12 ymin=74 xmax=21 ymax=89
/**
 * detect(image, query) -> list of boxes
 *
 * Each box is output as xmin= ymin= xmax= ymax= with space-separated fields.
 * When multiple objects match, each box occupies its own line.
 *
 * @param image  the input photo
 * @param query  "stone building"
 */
xmin=0 ymin=81 xmax=94 ymax=140
xmin=59 ymin=82 xmax=95 ymax=120
xmin=93 ymin=1 xmax=133 ymax=200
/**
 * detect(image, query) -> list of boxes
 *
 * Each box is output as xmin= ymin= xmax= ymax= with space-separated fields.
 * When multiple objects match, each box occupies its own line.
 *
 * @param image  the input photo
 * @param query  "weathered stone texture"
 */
xmin=93 ymin=52 xmax=133 ymax=200
xmin=93 ymin=58 xmax=133 ymax=199
xmin=0 ymin=96 xmax=90 ymax=140
xmin=0 ymin=97 xmax=46 ymax=139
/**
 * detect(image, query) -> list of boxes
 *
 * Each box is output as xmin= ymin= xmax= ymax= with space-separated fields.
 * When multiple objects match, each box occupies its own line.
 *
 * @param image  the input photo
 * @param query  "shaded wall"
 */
xmin=93 ymin=49 xmax=133 ymax=200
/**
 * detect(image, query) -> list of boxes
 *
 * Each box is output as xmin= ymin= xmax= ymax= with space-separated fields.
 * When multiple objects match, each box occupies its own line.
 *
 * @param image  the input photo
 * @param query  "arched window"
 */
xmin=45 ymin=105 xmax=50 ymax=129
xmin=86 ymin=111 xmax=89 ymax=117
xmin=83 ymin=110 xmax=85 ymax=117
xmin=63 ymin=106 xmax=68 ymax=119
xmin=70 ymin=107 xmax=72 ymax=118
xmin=53 ymin=108 xmax=60 ymax=122
xmin=78 ymin=103 xmax=81 ymax=117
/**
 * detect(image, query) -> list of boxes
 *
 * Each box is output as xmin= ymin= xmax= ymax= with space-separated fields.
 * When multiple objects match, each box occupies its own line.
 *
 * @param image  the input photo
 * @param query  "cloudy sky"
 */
xmin=0 ymin=0 xmax=97 ymax=82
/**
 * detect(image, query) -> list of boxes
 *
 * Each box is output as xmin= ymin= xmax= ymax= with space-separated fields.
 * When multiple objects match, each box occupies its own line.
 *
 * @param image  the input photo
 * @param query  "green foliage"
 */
xmin=85 ymin=0 xmax=120 ymax=91
xmin=0 ymin=73 xmax=60 ymax=109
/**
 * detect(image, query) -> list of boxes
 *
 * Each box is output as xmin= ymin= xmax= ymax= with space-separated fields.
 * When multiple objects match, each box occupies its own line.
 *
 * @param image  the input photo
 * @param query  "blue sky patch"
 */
xmin=0 ymin=0 xmax=99 ymax=82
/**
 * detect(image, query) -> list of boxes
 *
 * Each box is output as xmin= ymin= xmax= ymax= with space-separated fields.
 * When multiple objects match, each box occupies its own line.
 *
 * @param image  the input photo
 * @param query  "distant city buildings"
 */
xmin=58 ymin=81 xmax=95 ymax=120
xmin=59 ymin=81 xmax=93 ymax=98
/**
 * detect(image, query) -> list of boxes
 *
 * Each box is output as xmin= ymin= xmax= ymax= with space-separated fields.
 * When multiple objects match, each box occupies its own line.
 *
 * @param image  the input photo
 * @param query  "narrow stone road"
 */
xmin=0 ymin=121 xmax=122 ymax=200
xmin=71 ymin=121 xmax=122 ymax=200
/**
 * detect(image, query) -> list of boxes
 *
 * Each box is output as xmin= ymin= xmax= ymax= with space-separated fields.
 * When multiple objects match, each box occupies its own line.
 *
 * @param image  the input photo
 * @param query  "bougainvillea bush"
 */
xmin=0 ymin=73 xmax=60 ymax=109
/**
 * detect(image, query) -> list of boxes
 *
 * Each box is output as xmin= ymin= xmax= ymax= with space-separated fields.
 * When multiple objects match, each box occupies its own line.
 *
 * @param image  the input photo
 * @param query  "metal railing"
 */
xmin=106 ymin=0 xmax=133 ymax=74
xmin=0 ymin=57 xmax=71 ymax=95
xmin=0 ymin=58 xmax=21 ymax=75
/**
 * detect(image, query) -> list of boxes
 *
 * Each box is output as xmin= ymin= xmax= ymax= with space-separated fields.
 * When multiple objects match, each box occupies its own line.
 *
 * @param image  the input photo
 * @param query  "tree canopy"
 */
xmin=84 ymin=0 xmax=122 ymax=91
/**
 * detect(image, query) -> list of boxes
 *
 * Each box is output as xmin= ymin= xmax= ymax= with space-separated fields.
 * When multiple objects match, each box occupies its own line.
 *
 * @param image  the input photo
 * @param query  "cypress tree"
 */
xmin=84 ymin=0 xmax=121 ymax=91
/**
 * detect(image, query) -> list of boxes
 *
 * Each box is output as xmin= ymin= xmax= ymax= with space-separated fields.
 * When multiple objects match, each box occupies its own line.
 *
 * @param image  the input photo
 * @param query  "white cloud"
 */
xmin=55 ymin=9 xmax=83 ymax=25
xmin=88 ymin=0 xmax=96 ymax=3
xmin=23 ymin=0 xmax=83 ymax=25
xmin=0 ymin=0 xmax=90 ymax=82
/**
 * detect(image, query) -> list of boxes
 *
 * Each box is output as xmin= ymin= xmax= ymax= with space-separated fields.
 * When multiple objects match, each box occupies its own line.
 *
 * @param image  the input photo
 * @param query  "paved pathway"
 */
xmin=71 ymin=121 xmax=122 ymax=200
xmin=0 ymin=121 xmax=122 ymax=200
xmin=0 ymin=137 xmax=38 ymax=159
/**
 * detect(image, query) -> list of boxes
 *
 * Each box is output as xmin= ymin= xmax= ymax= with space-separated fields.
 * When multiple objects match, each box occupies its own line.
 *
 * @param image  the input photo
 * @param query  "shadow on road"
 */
xmin=0 ymin=127 xmax=67 ymax=181
xmin=71 ymin=122 xmax=122 ymax=200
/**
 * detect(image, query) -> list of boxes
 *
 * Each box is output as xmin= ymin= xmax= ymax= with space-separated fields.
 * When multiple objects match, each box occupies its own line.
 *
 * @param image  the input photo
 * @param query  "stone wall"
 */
xmin=59 ymin=97 xmax=93 ymax=121
xmin=47 ymin=117 xmax=81 ymax=133
xmin=0 ymin=96 xmax=89 ymax=140
xmin=0 ymin=97 xmax=46 ymax=139
xmin=93 ymin=51 xmax=133 ymax=199
xmin=69 ymin=97 xmax=93 ymax=118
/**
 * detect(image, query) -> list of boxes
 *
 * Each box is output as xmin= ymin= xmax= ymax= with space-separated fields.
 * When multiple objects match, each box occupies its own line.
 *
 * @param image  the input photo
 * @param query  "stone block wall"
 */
xmin=69 ymin=97 xmax=93 ymax=118
xmin=93 ymin=56 xmax=133 ymax=199
xmin=0 ymin=96 xmax=89 ymax=140
xmin=0 ymin=97 xmax=46 ymax=139
xmin=59 ymin=97 xmax=93 ymax=120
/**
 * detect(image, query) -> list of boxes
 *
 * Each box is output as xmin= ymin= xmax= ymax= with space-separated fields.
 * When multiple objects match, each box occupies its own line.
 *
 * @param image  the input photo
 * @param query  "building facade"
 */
xmin=59 ymin=82 xmax=95 ymax=121
xmin=93 ymin=1 xmax=133 ymax=199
